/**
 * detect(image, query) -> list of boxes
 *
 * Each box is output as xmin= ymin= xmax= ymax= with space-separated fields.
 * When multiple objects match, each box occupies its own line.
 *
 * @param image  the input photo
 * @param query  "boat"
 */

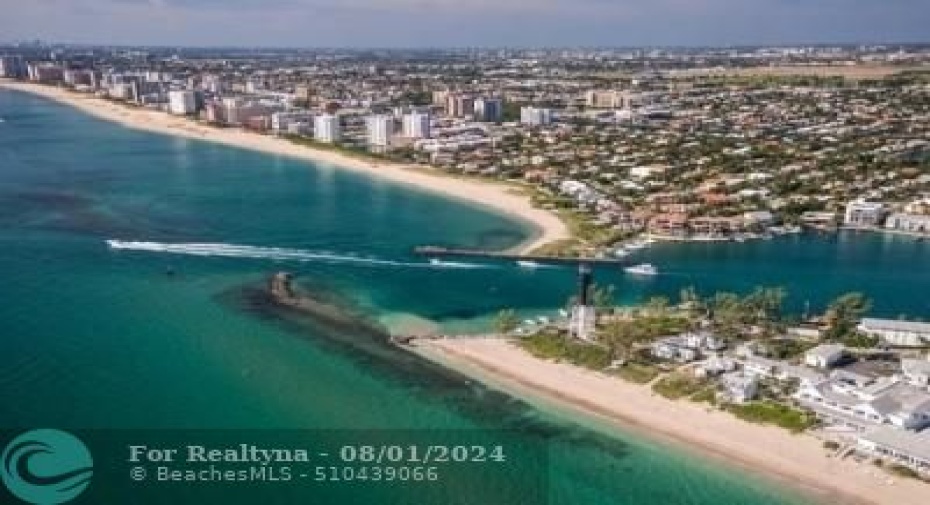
xmin=613 ymin=248 xmax=630 ymax=258
xmin=516 ymin=260 xmax=540 ymax=269
xmin=624 ymin=241 xmax=647 ymax=250
xmin=624 ymin=263 xmax=658 ymax=276
xmin=429 ymin=258 xmax=442 ymax=265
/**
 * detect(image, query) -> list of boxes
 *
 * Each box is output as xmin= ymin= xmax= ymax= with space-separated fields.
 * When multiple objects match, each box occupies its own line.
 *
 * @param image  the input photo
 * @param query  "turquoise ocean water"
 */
xmin=2 ymin=89 xmax=928 ymax=504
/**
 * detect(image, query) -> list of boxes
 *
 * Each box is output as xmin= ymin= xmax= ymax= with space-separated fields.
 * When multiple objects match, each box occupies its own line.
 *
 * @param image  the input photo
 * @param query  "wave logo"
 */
xmin=1 ymin=429 xmax=93 ymax=504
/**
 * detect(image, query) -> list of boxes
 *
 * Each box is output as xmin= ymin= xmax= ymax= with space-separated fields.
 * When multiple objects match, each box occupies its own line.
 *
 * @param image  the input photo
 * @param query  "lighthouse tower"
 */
xmin=569 ymin=264 xmax=597 ymax=341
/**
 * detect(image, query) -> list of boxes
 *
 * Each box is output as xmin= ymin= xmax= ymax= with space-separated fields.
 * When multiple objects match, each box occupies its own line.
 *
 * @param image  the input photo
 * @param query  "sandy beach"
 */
xmin=0 ymin=80 xmax=568 ymax=254
xmin=413 ymin=337 xmax=930 ymax=505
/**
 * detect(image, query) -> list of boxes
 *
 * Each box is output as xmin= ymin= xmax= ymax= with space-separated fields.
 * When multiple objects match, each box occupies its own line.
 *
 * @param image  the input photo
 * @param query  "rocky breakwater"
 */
xmin=266 ymin=271 xmax=389 ymax=338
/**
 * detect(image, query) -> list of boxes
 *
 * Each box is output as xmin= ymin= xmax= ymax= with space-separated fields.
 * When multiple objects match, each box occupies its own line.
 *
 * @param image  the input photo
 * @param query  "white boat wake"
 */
xmin=106 ymin=240 xmax=491 ymax=269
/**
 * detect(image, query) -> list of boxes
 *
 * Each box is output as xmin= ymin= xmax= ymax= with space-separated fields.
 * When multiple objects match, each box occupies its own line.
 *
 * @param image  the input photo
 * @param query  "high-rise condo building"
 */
xmin=366 ymin=115 xmax=394 ymax=147
xmin=314 ymin=114 xmax=341 ymax=143
xmin=402 ymin=111 xmax=431 ymax=139
xmin=474 ymin=97 xmax=503 ymax=123
xmin=168 ymin=90 xmax=198 ymax=115
xmin=0 ymin=56 xmax=26 ymax=78
xmin=445 ymin=94 xmax=475 ymax=118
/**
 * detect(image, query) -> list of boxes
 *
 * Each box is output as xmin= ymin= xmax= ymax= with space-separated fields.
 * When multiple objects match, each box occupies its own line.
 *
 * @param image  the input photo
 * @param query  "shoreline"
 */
xmin=411 ymin=337 xmax=930 ymax=505
xmin=0 ymin=80 xmax=568 ymax=254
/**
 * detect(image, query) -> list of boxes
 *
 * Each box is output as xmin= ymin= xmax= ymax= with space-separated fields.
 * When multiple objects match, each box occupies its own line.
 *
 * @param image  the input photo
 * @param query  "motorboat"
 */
xmin=624 ymin=263 xmax=658 ymax=276
xmin=516 ymin=260 xmax=541 ymax=269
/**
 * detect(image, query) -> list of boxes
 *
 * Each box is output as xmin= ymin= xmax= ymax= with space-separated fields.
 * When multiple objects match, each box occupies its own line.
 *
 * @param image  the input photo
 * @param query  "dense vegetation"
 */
xmin=725 ymin=401 xmax=816 ymax=433
xmin=519 ymin=331 xmax=612 ymax=370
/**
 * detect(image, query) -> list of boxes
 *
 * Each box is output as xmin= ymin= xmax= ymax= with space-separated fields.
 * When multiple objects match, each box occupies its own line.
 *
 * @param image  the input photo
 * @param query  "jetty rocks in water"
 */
xmin=269 ymin=271 xmax=301 ymax=303
xmin=267 ymin=271 xmax=387 ymax=338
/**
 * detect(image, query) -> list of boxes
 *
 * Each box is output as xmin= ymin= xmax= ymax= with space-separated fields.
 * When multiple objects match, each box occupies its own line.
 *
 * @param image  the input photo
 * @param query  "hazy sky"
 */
xmin=1 ymin=0 xmax=927 ymax=48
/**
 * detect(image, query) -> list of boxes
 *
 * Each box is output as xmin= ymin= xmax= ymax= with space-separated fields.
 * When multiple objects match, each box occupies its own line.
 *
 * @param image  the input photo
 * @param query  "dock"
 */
xmin=412 ymin=246 xmax=631 ymax=266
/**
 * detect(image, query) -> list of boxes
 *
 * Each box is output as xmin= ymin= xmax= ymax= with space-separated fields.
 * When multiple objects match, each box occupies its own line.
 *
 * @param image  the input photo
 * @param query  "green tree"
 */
xmin=824 ymin=292 xmax=872 ymax=341
xmin=742 ymin=286 xmax=787 ymax=328
xmin=601 ymin=320 xmax=651 ymax=361
xmin=678 ymin=286 xmax=704 ymax=313
xmin=592 ymin=284 xmax=616 ymax=311
xmin=644 ymin=296 xmax=670 ymax=318
xmin=710 ymin=292 xmax=744 ymax=339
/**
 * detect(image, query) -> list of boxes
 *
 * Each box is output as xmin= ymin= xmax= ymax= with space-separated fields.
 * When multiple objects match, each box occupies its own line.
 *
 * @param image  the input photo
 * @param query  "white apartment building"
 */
xmin=858 ymin=427 xmax=930 ymax=475
xmin=271 ymin=111 xmax=314 ymax=134
xmin=168 ymin=90 xmax=197 ymax=116
xmin=796 ymin=377 xmax=930 ymax=431
xmin=366 ymin=115 xmax=394 ymax=147
xmin=858 ymin=318 xmax=930 ymax=347
xmin=314 ymin=114 xmax=341 ymax=143
xmin=586 ymin=90 xmax=622 ymax=109
xmin=402 ymin=111 xmax=431 ymax=139
xmin=844 ymin=200 xmax=886 ymax=227
xmin=885 ymin=213 xmax=930 ymax=235
xmin=520 ymin=107 xmax=553 ymax=126
xmin=222 ymin=98 xmax=268 ymax=126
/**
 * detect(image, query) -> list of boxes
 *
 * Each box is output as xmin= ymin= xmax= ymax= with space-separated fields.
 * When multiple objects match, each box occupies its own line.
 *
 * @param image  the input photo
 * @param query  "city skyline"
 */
xmin=2 ymin=0 xmax=928 ymax=48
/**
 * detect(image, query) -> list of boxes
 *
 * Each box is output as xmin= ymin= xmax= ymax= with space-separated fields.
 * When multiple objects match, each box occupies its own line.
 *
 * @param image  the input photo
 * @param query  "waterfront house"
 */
xmin=679 ymin=330 xmax=725 ymax=351
xmin=885 ymin=213 xmax=930 ymax=236
xmin=804 ymin=344 xmax=846 ymax=369
xmin=797 ymin=379 xmax=930 ymax=431
xmin=857 ymin=427 xmax=930 ymax=475
xmin=800 ymin=211 xmax=837 ymax=228
xmin=844 ymin=200 xmax=886 ymax=227
xmin=651 ymin=337 xmax=700 ymax=363
xmin=695 ymin=356 xmax=737 ymax=378
xmin=647 ymin=212 xmax=689 ymax=237
xmin=858 ymin=318 xmax=930 ymax=347
xmin=720 ymin=372 xmax=759 ymax=404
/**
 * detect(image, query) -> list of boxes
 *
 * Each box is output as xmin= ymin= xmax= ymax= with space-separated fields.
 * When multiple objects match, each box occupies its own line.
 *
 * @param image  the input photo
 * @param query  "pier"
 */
xmin=412 ymin=246 xmax=632 ymax=266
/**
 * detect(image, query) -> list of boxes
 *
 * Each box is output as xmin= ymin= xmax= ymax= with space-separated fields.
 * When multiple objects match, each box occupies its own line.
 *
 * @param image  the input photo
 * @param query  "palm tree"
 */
xmin=742 ymin=286 xmax=786 ymax=327
xmin=593 ymin=284 xmax=616 ymax=312
xmin=678 ymin=286 xmax=704 ymax=313
xmin=710 ymin=292 xmax=743 ymax=339
xmin=823 ymin=293 xmax=872 ymax=341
